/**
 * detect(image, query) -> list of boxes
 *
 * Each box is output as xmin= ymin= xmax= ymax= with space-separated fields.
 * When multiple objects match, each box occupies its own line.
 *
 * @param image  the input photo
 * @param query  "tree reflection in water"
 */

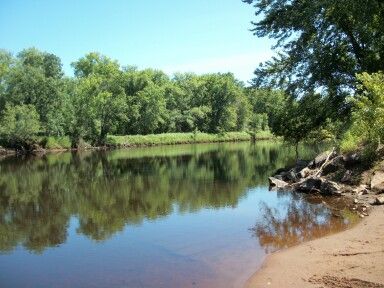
xmin=251 ymin=191 xmax=358 ymax=253
xmin=0 ymin=142 xmax=326 ymax=253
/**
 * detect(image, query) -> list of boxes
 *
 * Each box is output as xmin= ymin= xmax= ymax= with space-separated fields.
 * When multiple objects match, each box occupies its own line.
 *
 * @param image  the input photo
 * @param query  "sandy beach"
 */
xmin=245 ymin=206 xmax=384 ymax=288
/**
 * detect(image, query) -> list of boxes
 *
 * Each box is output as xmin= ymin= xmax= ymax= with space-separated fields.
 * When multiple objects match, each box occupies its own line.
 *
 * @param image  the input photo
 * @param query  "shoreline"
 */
xmin=247 ymin=148 xmax=384 ymax=288
xmin=0 ymin=135 xmax=275 ymax=157
xmin=245 ymin=205 xmax=384 ymax=288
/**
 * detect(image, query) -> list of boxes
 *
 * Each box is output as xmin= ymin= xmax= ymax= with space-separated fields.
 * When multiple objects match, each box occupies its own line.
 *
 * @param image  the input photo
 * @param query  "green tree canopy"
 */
xmin=0 ymin=104 xmax=41 ymax=148
xmin=243 ymin=0 xmax=384 ymax=101
xmin=341 ymin=72 xmax=384 ymax=152
xmin=71 ymin=52 xmax=120 ymax=78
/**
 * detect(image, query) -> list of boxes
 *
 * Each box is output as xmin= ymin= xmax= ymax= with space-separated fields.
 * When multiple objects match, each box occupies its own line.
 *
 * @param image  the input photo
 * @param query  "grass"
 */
xmin=35 ymin=131 xmax=274 ymax=150
xmin=106 ymin=131 xmax=273 ymax=147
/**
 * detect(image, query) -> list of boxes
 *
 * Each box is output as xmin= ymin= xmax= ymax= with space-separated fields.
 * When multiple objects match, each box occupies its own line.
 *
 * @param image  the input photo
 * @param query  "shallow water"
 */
xmin=0 ymin=142 xmax=356 ymax=288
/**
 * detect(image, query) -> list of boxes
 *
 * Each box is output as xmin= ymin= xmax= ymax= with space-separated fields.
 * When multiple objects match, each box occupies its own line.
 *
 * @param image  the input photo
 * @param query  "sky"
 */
xmin=0 ymin=0 xmax=274 ymax=83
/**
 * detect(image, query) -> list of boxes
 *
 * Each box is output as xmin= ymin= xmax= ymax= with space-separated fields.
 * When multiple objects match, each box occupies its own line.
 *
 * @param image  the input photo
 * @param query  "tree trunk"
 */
xmin=99 ymin=125 xmax=108 ymax=145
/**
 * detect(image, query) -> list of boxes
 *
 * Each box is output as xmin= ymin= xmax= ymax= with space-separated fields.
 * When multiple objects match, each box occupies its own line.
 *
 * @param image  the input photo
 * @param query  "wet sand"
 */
xmin=245 ymin=206 xmax=384 ymax=288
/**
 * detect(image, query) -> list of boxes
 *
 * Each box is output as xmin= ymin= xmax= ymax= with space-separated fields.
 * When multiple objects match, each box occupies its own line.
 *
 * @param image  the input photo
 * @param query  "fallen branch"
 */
xmin=315 ymin=147 xmax=336 ymax=177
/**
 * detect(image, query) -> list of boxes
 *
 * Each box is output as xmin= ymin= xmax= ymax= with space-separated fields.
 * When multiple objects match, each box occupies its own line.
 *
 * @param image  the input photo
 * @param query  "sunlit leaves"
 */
xmin=0 ymin=104 xmax=41 ymax=147
xmin=342 ymin=72 xmax=384 ymax=149
xmin=244 ymin=0 xmax=384 ymax=100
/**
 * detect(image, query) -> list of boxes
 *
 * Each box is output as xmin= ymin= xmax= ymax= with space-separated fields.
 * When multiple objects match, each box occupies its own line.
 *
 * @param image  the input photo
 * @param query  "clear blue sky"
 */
xmin=0 ymin=0 xmax=273 ymax=82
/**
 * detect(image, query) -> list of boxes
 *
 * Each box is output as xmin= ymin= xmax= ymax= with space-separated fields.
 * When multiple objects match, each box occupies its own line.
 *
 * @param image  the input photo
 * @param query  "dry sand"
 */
xmin=245 ymin=206 xmax=384 ymax=288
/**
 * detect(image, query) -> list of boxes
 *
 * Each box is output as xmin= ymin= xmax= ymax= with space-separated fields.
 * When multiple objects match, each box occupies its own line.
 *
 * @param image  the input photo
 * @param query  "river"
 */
xmin=0 ymin=141 xmax=356 ymax=288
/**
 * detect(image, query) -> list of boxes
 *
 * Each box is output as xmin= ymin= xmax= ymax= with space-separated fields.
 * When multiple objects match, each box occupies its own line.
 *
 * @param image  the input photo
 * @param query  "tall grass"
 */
xmin=106 ymin=131 xmax=272 ymax=147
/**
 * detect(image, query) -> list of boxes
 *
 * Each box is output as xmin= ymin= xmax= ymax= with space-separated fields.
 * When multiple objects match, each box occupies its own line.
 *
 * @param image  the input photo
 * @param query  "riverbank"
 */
xmin=246 ymin=148 xmax=384 ymax=288
xmin=0 ymin=131 xmax=274 ymax=155
xmin=106 ymin=131 xmax=272 ymax=147
xmin=245 ymin=205 xmax=384 ymax=288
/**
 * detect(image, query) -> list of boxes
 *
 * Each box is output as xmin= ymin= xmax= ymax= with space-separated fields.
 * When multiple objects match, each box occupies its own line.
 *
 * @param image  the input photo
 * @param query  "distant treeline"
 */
xmin=0 ymin=48 xmax=280 ymax=148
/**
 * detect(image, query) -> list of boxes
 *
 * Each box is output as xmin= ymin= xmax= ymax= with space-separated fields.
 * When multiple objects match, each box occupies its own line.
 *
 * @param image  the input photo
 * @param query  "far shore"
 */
xmin=0 ymin=131 xmax=275 ymax=156
xmin=245 ymin=205 xmax=384 ymax=288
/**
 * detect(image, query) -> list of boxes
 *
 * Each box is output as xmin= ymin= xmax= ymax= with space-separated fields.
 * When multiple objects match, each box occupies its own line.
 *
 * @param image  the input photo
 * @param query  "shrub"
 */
xmin=346 ymin=72 xmax=384 ymax=148
xmin=0 ymin=104 xmax=41 ymax=149
xmin=42 ymin=136 xmax=72 ymax=149
xmin=340 ymin=131 xmax=360 ymax=153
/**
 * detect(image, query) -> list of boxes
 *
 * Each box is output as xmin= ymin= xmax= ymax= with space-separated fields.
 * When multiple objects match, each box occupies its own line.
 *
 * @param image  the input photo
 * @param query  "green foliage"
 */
xmin=2 ymin=48 xmax=71 ymax=137
xmin=134 ymin=84 xmax=167 ymax=134
xmin=0 ymin=104 xmax=40 ymax=147
xmin=0 ymin=48 xmax=283 ymax=148
xmin=340 ymin=72 xmax=384 ymax=153
xmin=71 ymin=52 xmax=120 ymax=78
xmin=270 ymin=93 xmax=326 ymax=146
xmin=70 ymin=53 xmax=129 ymax=143
xmin=244 ymin=0 xmax=384 ymax=96
xmin=106 ymin=131 xmax=259 ymax=147
xmin=249 ymin=113 xmax=268 ymax=133
xmin=204 ymin=73 xmax=242 ymax=132
xmin=0 ymin=50 xmax=14 ymax=99
xmin=41 ymin=136 xmax=72 ymax=150
xmin=244 ymin=0 xmax=384 ymax=140
xmin=340 ymin=131 xmax=360 ymax=153
xmin=353 ymin=72 xmax=384 ymax=144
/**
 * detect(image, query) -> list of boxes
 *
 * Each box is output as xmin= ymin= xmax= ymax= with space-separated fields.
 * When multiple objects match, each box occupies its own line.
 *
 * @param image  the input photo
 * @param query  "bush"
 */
xmin=41 ymin=136 xmax=72 ymax=149
xmin=76 ymin=138 xmax=92 ymax=150
xmin=344 ymin=72 xmax=384 ymax=149
xmin=340 ymin=131 xmax=360 ymax=153
xmin=338 ymin=72 xmax=384 ymax=164
xmin=0 ymin=104 xmax=41 ymax=149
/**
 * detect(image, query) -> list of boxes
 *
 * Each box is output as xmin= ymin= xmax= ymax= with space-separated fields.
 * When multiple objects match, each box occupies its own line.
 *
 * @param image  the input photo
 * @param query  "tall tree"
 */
xmin=71 ymin=53 xmax=128 ymax=143
xmin=3 ymin=48 xmax=70 ymax=136
xmin=0 ymin=104 xmax=41 ymax=148
xmin=270 ymin=93 xmax=326 ymax=158
xmin=243 ymin=0 xmax=384 ymax=102
xmin=205 ymin=73 xmax=245 ymax=133
xmin=71 ymin=52 xmax=120 ymax=78
xmin=134 ymin=84 xmax=167 ymax=134
xmin=0 ymin=50 xmax=14 ymax=110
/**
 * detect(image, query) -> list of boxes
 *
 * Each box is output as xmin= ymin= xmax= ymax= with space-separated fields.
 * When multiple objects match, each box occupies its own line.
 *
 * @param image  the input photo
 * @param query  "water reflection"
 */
xmin=0 ymin=142 xmax=324 ymax=254
xmin=252 ymin=191 xmax=358 ymax=253
xmin=1 ymin=142 xmax=360 ymax=288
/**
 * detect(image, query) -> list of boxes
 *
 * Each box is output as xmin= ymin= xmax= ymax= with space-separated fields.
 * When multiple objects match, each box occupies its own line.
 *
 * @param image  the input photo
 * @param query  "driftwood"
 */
xmin=315 ymin=147 xmax=336 ymax=177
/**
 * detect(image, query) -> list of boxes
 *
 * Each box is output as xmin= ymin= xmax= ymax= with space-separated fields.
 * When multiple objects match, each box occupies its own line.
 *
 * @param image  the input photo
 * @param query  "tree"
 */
xmin=249 ymin=113 xmax=268 ymax=140
xmin=18 ymin=48 xmax=64 ymax=79
xmin=244 ymin=0 xmax=384 ymax=108
xmin=205 ymin=73 xmax=244 ymax=133
xmin=0 ymin=50 xmax=14 ymax=110
xmin=120 ymin=68 xmax=170 ymax=134
xmin=134 ymin=84 xmax=167 ymax=134
xmin=341 ymin=72 xmax=384 ymax=152
xmin=71 ymin=53 xmax=128 ymax=143
xmin=72 ymin=76 xmax=127 ymax=144
xmin=71 ymin=52 xmax=120 ymax=78
xmin=270 ymin=93 xmax=326 ymax=158
xmin=0 ymin=48 xmax=257 ymax=147
xmin=3 ymin=48 xmax=70 ymax=136
xmin=166 ymin=73 xmax=210 ymax=132
xmin=0 ymin=104 xmax=41 ymax=148
xmin=246 ymin=88 xmax=285 ymax=128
